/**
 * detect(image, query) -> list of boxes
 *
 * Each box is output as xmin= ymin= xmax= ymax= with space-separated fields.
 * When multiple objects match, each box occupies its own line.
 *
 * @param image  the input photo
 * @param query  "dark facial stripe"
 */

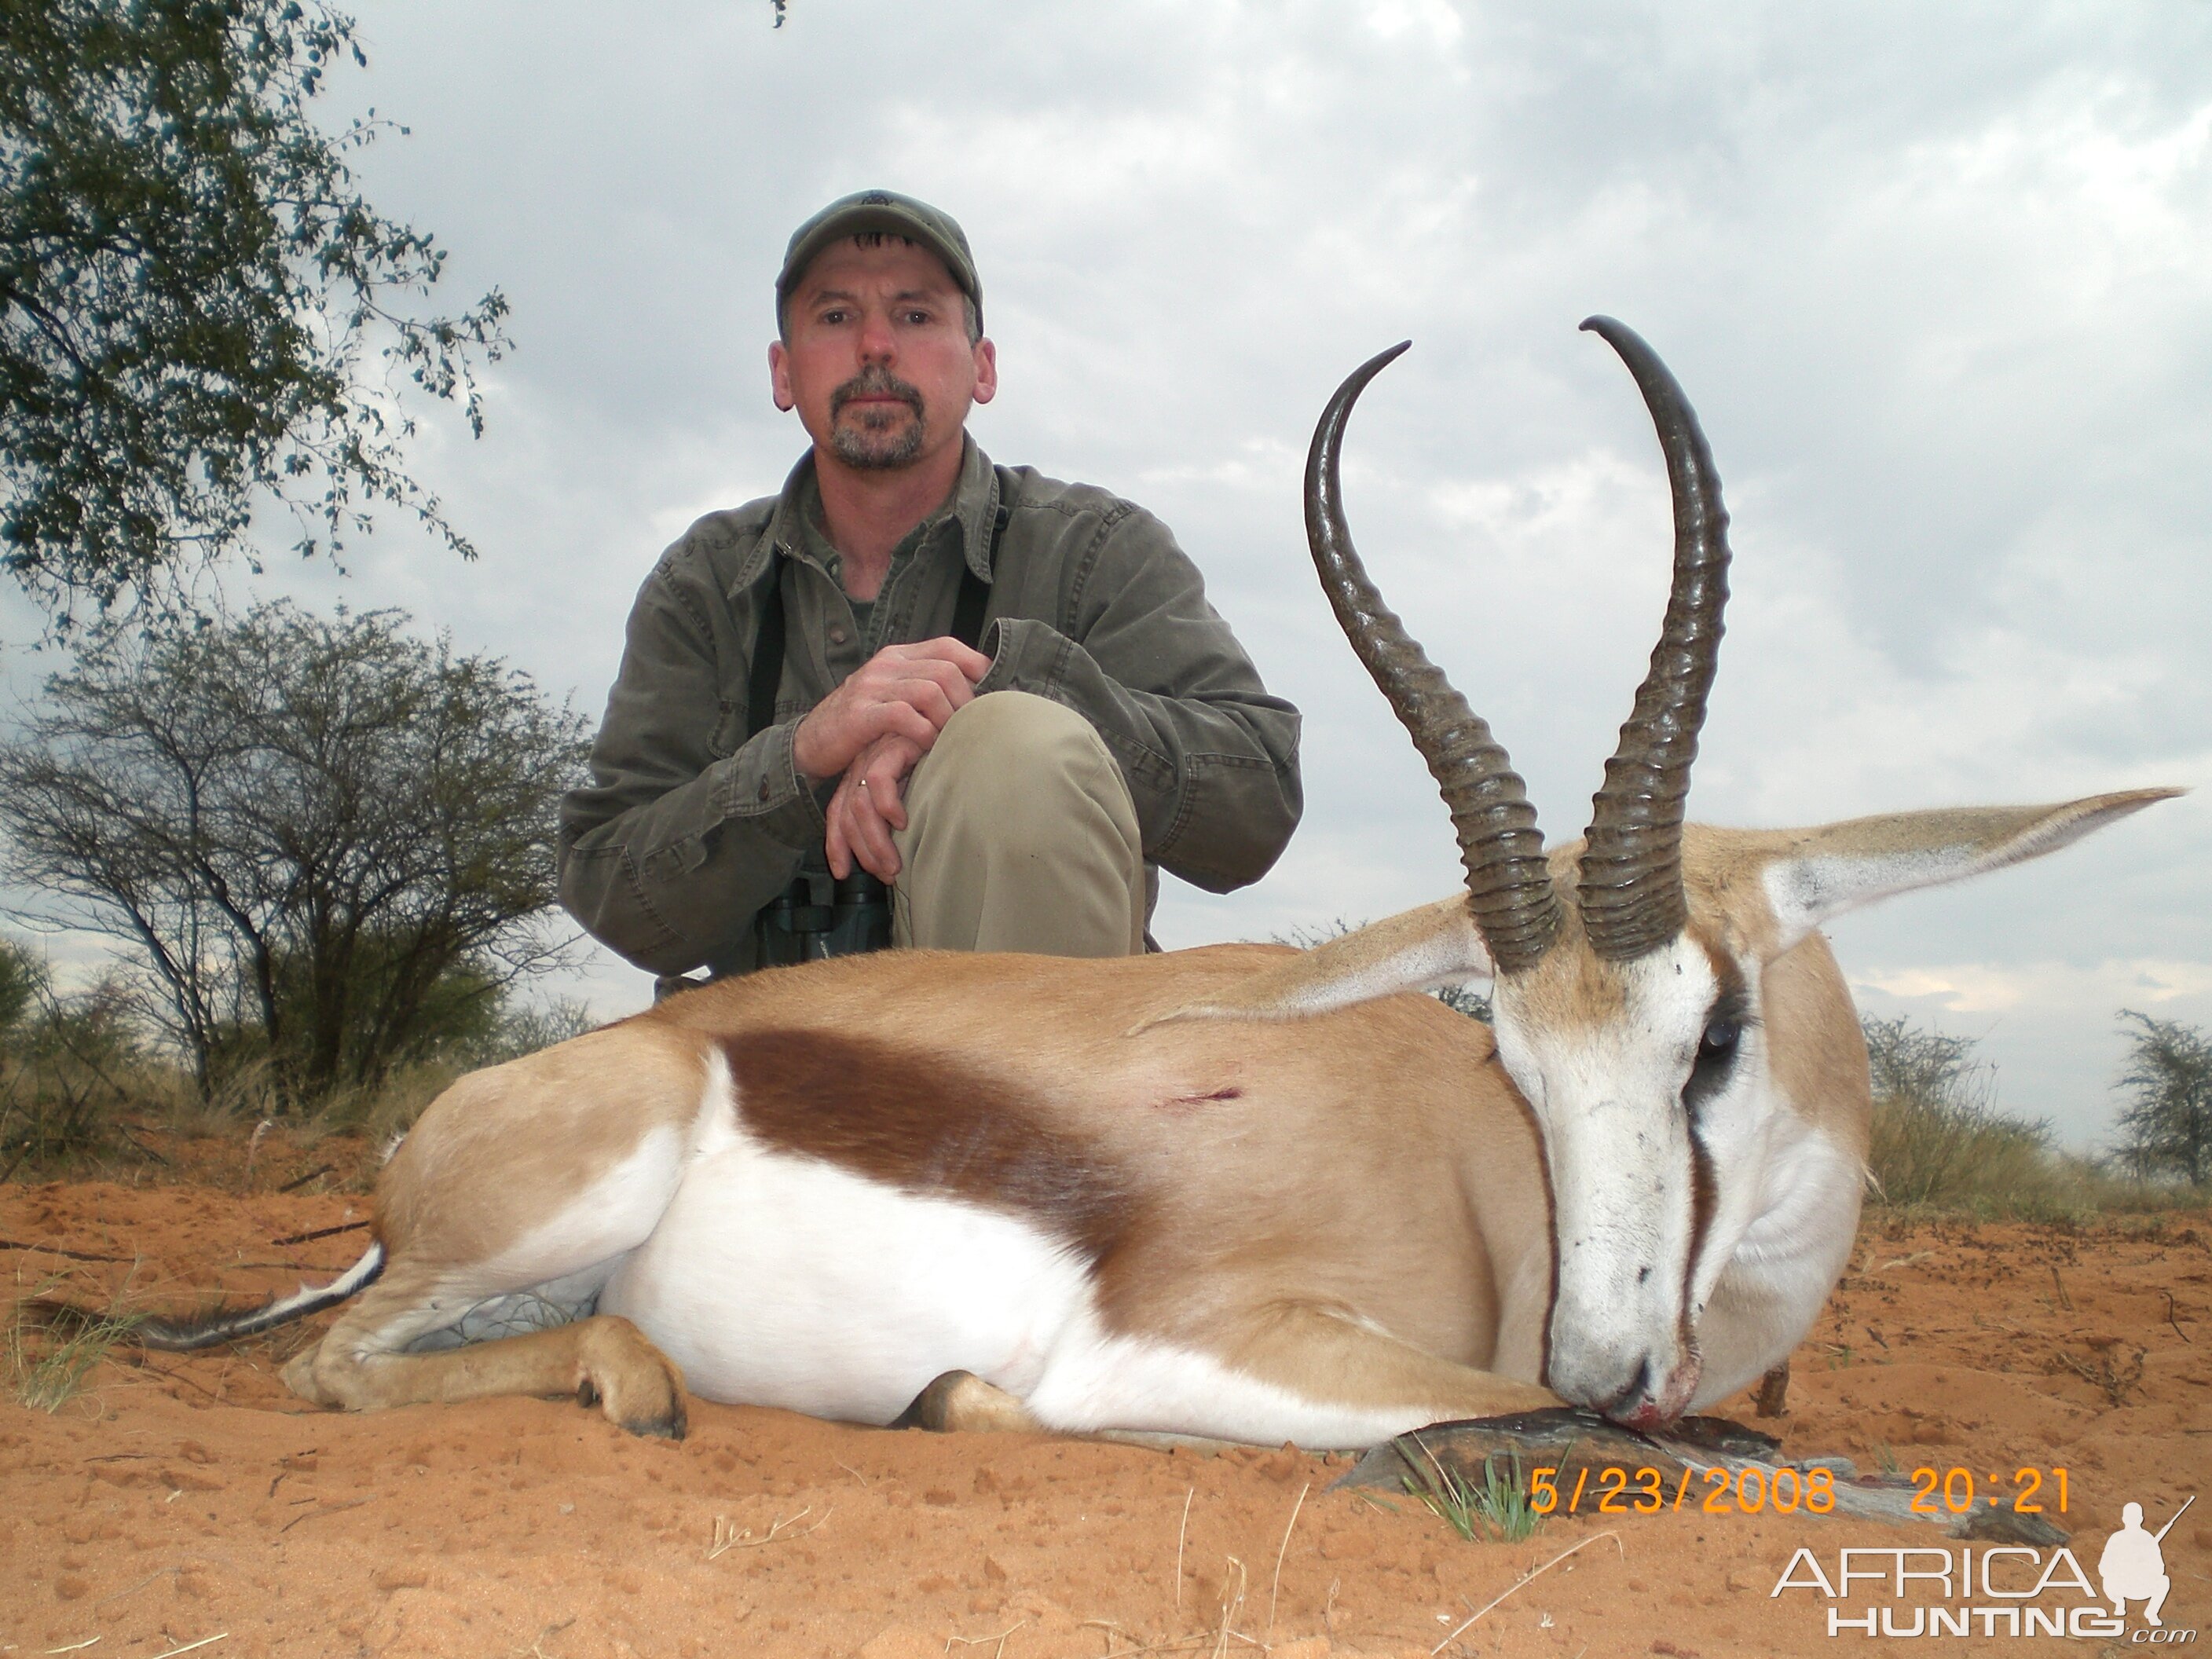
xmin=719 ymin=1030 xmax=1136 ymax=1265
xmin=1679 ymin=1119 xmax=1718 ymax=1361
xmin=1679 ymin=950 xmax=1746 ymax=1354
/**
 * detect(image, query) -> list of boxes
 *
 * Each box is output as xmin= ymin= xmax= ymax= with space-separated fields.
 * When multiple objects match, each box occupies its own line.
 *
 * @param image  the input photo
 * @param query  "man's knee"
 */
xmin=893 ymin=690 xmax=1147 ymax=957
xmin=914 ymin=690 xmax=1130 ymax=823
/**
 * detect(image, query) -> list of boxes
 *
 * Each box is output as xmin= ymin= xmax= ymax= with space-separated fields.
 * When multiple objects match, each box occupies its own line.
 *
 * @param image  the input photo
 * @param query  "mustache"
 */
xmin=829 ymin=366 xmax=925 ymax=420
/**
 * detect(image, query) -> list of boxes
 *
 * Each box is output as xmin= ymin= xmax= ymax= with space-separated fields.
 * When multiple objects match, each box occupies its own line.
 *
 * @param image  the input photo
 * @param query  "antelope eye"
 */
xmin=1701 ymin=1016 xmax=1740 ymax=1053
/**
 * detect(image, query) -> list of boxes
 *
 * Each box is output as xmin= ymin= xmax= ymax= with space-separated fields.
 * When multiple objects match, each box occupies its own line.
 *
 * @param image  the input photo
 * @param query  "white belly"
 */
xmin=602 ymin=1140 xmax=1095 ymax=1424
xmin=595 ymin=1064 xmax=1444 ymax=1449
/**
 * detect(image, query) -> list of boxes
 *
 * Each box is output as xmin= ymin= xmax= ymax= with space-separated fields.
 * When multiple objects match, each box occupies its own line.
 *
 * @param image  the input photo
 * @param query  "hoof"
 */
xmin=577 ymin=1379 xmax=687 ymax=1440
xmin=622 ymin=1403 xmax=688 ymax=1441
xmin=281 ymin=1346 xmax=335 ymax=1407
xmin=891 ymin=1370 xmax=972 ymax=1432
xmin=892 ymin=1370 xmax=1040 ymax=1434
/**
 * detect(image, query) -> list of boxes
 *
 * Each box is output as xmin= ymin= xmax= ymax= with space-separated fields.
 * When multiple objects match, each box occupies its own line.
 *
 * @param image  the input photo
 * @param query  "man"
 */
xmin=2098 ymin=1501 xmax=2175 ymax=1626
xmin=561 ymin=190 xmax=1302 ymax=981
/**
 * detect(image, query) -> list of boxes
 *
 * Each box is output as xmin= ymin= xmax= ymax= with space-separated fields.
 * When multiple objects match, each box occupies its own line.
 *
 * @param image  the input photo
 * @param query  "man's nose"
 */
xmin=857 ymin=308 xmax=897 ymax=361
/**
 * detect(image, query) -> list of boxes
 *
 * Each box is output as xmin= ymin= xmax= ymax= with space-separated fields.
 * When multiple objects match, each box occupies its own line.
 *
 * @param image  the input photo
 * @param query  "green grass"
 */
xmin=1404 ymin=1441 xmax=1541 ymax=1544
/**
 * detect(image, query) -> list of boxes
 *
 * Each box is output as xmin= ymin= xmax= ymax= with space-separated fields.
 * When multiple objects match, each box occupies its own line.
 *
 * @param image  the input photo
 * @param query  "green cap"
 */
xmin=777 ymin=189 xmax=983 ymax=331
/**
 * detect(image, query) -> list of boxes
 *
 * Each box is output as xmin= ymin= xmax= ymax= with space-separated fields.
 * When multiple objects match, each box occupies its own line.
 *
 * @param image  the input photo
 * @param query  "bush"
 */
xmin=0 ymin=601 xmax=589 ymax=1106
xmin=0 ymin=972 xmax=153 ymax=1174
xmin=2113 ymin=1010 xmax=2212 ymax=1186
xmin=1861 ymin=1016 xmax=2055 ymax=1210
xmin=1860 ymin=1015 xmax=2207 ymax=1219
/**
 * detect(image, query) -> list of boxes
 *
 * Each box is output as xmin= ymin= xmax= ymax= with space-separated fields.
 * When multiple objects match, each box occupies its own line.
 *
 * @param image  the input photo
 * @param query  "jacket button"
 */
xmin=829 ymin=626 xmax=848 ymax=646
xmin=757 ymin=778 xmax=771 ymax=802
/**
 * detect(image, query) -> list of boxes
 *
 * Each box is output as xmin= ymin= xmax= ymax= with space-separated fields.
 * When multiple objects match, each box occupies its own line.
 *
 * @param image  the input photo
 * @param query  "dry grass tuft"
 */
xmin=6 ymin=1280 xmax=144 ymax=1411
xmin=2051 ymin=1342 xmax=2148 ymax=1408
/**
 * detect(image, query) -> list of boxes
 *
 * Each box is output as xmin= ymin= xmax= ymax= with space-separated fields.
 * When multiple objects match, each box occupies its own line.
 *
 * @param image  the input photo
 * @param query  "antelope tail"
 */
xmin=129 ymin=1242 xmax=386 ymax=1352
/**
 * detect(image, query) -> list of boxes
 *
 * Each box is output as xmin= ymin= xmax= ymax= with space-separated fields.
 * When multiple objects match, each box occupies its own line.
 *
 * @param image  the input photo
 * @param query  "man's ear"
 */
xmin=769 ymin=339 xmax=796 ymax=412
xmin=972 ymin=336 xmax=998 ymax=406
xmin=1759 ymin=788 xmax=2182 ymax=950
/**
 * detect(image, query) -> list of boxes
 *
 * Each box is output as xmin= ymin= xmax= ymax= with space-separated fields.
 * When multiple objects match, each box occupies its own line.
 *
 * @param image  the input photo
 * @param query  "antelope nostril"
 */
xmin=1605 ymin=1358 xmax=1652 ymax=1416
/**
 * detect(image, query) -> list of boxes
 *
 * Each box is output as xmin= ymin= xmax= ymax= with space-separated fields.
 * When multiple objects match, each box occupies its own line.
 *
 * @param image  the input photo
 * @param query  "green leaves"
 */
xmin=0 ymin=601 xmax=589 ymax=1101
xmin=2114 ymin=1011 xmax=2212 ymax=1187
xmin=0 ymin=0 xmax=509 ymax=624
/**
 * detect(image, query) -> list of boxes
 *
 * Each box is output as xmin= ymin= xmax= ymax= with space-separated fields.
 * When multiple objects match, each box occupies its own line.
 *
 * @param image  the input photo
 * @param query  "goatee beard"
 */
xmin=828 ymin=366 xmax=926 ymax=470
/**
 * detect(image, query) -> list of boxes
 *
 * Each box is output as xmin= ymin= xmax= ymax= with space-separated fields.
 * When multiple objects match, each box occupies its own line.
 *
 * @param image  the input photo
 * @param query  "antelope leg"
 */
xmin=1221 ymin=1302 xmax=1559 ymax=1426
xmin=284 ymin=1262 xmax=689 ymax=1439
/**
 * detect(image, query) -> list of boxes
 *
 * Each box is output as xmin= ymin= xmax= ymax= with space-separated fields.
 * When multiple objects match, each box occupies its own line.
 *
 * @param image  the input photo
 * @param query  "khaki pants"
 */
xmin=891 ymin=690 xmax=1147 ymax=957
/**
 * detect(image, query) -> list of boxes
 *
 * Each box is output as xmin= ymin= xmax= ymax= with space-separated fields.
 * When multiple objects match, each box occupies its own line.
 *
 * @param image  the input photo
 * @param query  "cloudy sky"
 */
xmin=6 ymin=0 xmax=2207 ymax=1146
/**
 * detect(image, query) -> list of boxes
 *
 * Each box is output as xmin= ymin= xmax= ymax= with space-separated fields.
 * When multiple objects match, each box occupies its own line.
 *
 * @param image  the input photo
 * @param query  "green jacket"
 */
xmin=558 ymin=438 xmax=1304 ymax=976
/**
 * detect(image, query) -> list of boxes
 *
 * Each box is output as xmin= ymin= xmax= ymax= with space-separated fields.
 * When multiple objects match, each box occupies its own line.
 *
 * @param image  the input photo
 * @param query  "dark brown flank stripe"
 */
xmin=719 ymin=1030 xmax=1137 ymax=1266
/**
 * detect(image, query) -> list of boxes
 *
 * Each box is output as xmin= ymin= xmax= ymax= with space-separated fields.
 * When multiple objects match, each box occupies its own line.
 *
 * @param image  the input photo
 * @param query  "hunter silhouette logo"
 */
xmin=2100 ymin=1496 xmax=2192 ymax=1629
xmin=1769 ymin=1490 xmax=2199 ymax=1639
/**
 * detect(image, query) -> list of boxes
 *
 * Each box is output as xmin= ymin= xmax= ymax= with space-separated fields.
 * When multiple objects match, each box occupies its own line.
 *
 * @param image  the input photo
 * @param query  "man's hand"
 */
xmin=825 ymin=733 xmax=925 ymax=881
xmin=792 ymin=637 xmax=991 ymax=782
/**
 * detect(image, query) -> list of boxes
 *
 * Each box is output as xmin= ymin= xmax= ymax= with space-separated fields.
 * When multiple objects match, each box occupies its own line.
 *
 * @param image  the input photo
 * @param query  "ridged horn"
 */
xmin=1306 ymin=342 xmax=1561 ymax=975
xmin=1577 ymin=316 xmax=1733 ymax=961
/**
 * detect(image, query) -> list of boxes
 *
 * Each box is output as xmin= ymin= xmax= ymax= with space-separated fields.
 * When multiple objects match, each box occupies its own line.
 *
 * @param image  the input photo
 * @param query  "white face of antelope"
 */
xmin=1490 ymin=926 xmax=1773 ymax=1429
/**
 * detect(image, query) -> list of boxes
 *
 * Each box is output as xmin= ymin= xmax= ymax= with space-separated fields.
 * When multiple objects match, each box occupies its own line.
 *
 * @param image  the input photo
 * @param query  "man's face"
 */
xmin=770 ymin=237 xmax=996 ymax=474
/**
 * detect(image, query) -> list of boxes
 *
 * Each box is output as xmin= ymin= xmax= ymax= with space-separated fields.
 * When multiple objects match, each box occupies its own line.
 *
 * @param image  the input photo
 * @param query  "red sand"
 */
xmin=4 ymin=1155 xmax=2206 ymax=1657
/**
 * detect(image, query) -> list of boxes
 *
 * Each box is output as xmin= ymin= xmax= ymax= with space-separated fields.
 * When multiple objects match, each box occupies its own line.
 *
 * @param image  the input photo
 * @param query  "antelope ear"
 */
xmin=1759 ymin=787 xmax=2184 ymax=950
xmin=1130 ymin=896 xmax=1491 ymax=1034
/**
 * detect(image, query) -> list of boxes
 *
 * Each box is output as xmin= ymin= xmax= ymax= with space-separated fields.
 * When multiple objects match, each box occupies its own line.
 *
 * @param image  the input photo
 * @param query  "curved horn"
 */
xmin=1577 ymin=316 xmax=1733 ymax=961
xmin=1306 ymin=342 xmax=1562 ymax=974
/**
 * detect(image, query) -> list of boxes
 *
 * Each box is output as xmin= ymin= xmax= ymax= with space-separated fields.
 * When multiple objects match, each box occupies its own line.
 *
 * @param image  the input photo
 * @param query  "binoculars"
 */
xmin=753 ymin=866 xmax=893 ymax=965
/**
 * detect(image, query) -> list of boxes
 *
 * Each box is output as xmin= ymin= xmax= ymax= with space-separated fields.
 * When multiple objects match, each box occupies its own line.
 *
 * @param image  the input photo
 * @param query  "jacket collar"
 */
xmin=752 ymin=435 xmax=1001 ymax=590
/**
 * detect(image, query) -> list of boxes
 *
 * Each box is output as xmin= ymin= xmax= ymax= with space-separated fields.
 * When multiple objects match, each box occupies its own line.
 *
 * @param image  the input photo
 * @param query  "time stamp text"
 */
xmin=1528 ymin=1464 xmax=2072 ymax=1517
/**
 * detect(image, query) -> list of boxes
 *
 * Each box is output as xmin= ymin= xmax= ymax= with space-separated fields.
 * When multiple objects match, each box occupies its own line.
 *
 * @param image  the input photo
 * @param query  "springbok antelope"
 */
xmin=149 ymin=319 xmax=2174 ymax=1448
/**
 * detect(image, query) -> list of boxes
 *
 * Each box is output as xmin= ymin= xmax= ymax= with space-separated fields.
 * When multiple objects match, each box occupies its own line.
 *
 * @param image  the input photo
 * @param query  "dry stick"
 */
xmin=2167 ymin=1291 xmax=2193 ymax=1345
xmin=43 ymin=1639 xmax=101 ymax=1654
xmin=707 ymin=1506 xmax=830 ymax=1559
xmin=0 ymin=1239 xmax=140 ymax=1265
xmin=1430 ymin=1531 xmax=1625 ymax=1657
xmin=279 ymin=1498 xmax=368 ymax=1533
xmin=943 ymin=1620 xmax=1026 ymax=1656
xmin=269 ymin=1219 xmax=370 ymax=1247
xmin=1265 ymin=1481 xmax=1311 ymax=1643
xmin=1212 ymin=1556 xmax=1248 ymax=1659
xmin=148 ymin=1637 xmax=228 ymax=1659
xmin=1174 ymin=1486 xmax=1194 ymax=1611
xmin=2051 ymin=1265 xmax=2073 ymax=1312
xmin=92 ymin=1566 xmax=176 ymax=1606
xmin=277 ymin=1164 xmax=335 ymax=1193
xmin=524 ymin=1617 xmax=577 ymax=1659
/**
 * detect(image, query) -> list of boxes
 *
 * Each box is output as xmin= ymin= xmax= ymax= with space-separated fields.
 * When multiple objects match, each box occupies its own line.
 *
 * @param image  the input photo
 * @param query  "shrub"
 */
xmin=2113 ymin=1010 xmax=2212 ymax=1186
